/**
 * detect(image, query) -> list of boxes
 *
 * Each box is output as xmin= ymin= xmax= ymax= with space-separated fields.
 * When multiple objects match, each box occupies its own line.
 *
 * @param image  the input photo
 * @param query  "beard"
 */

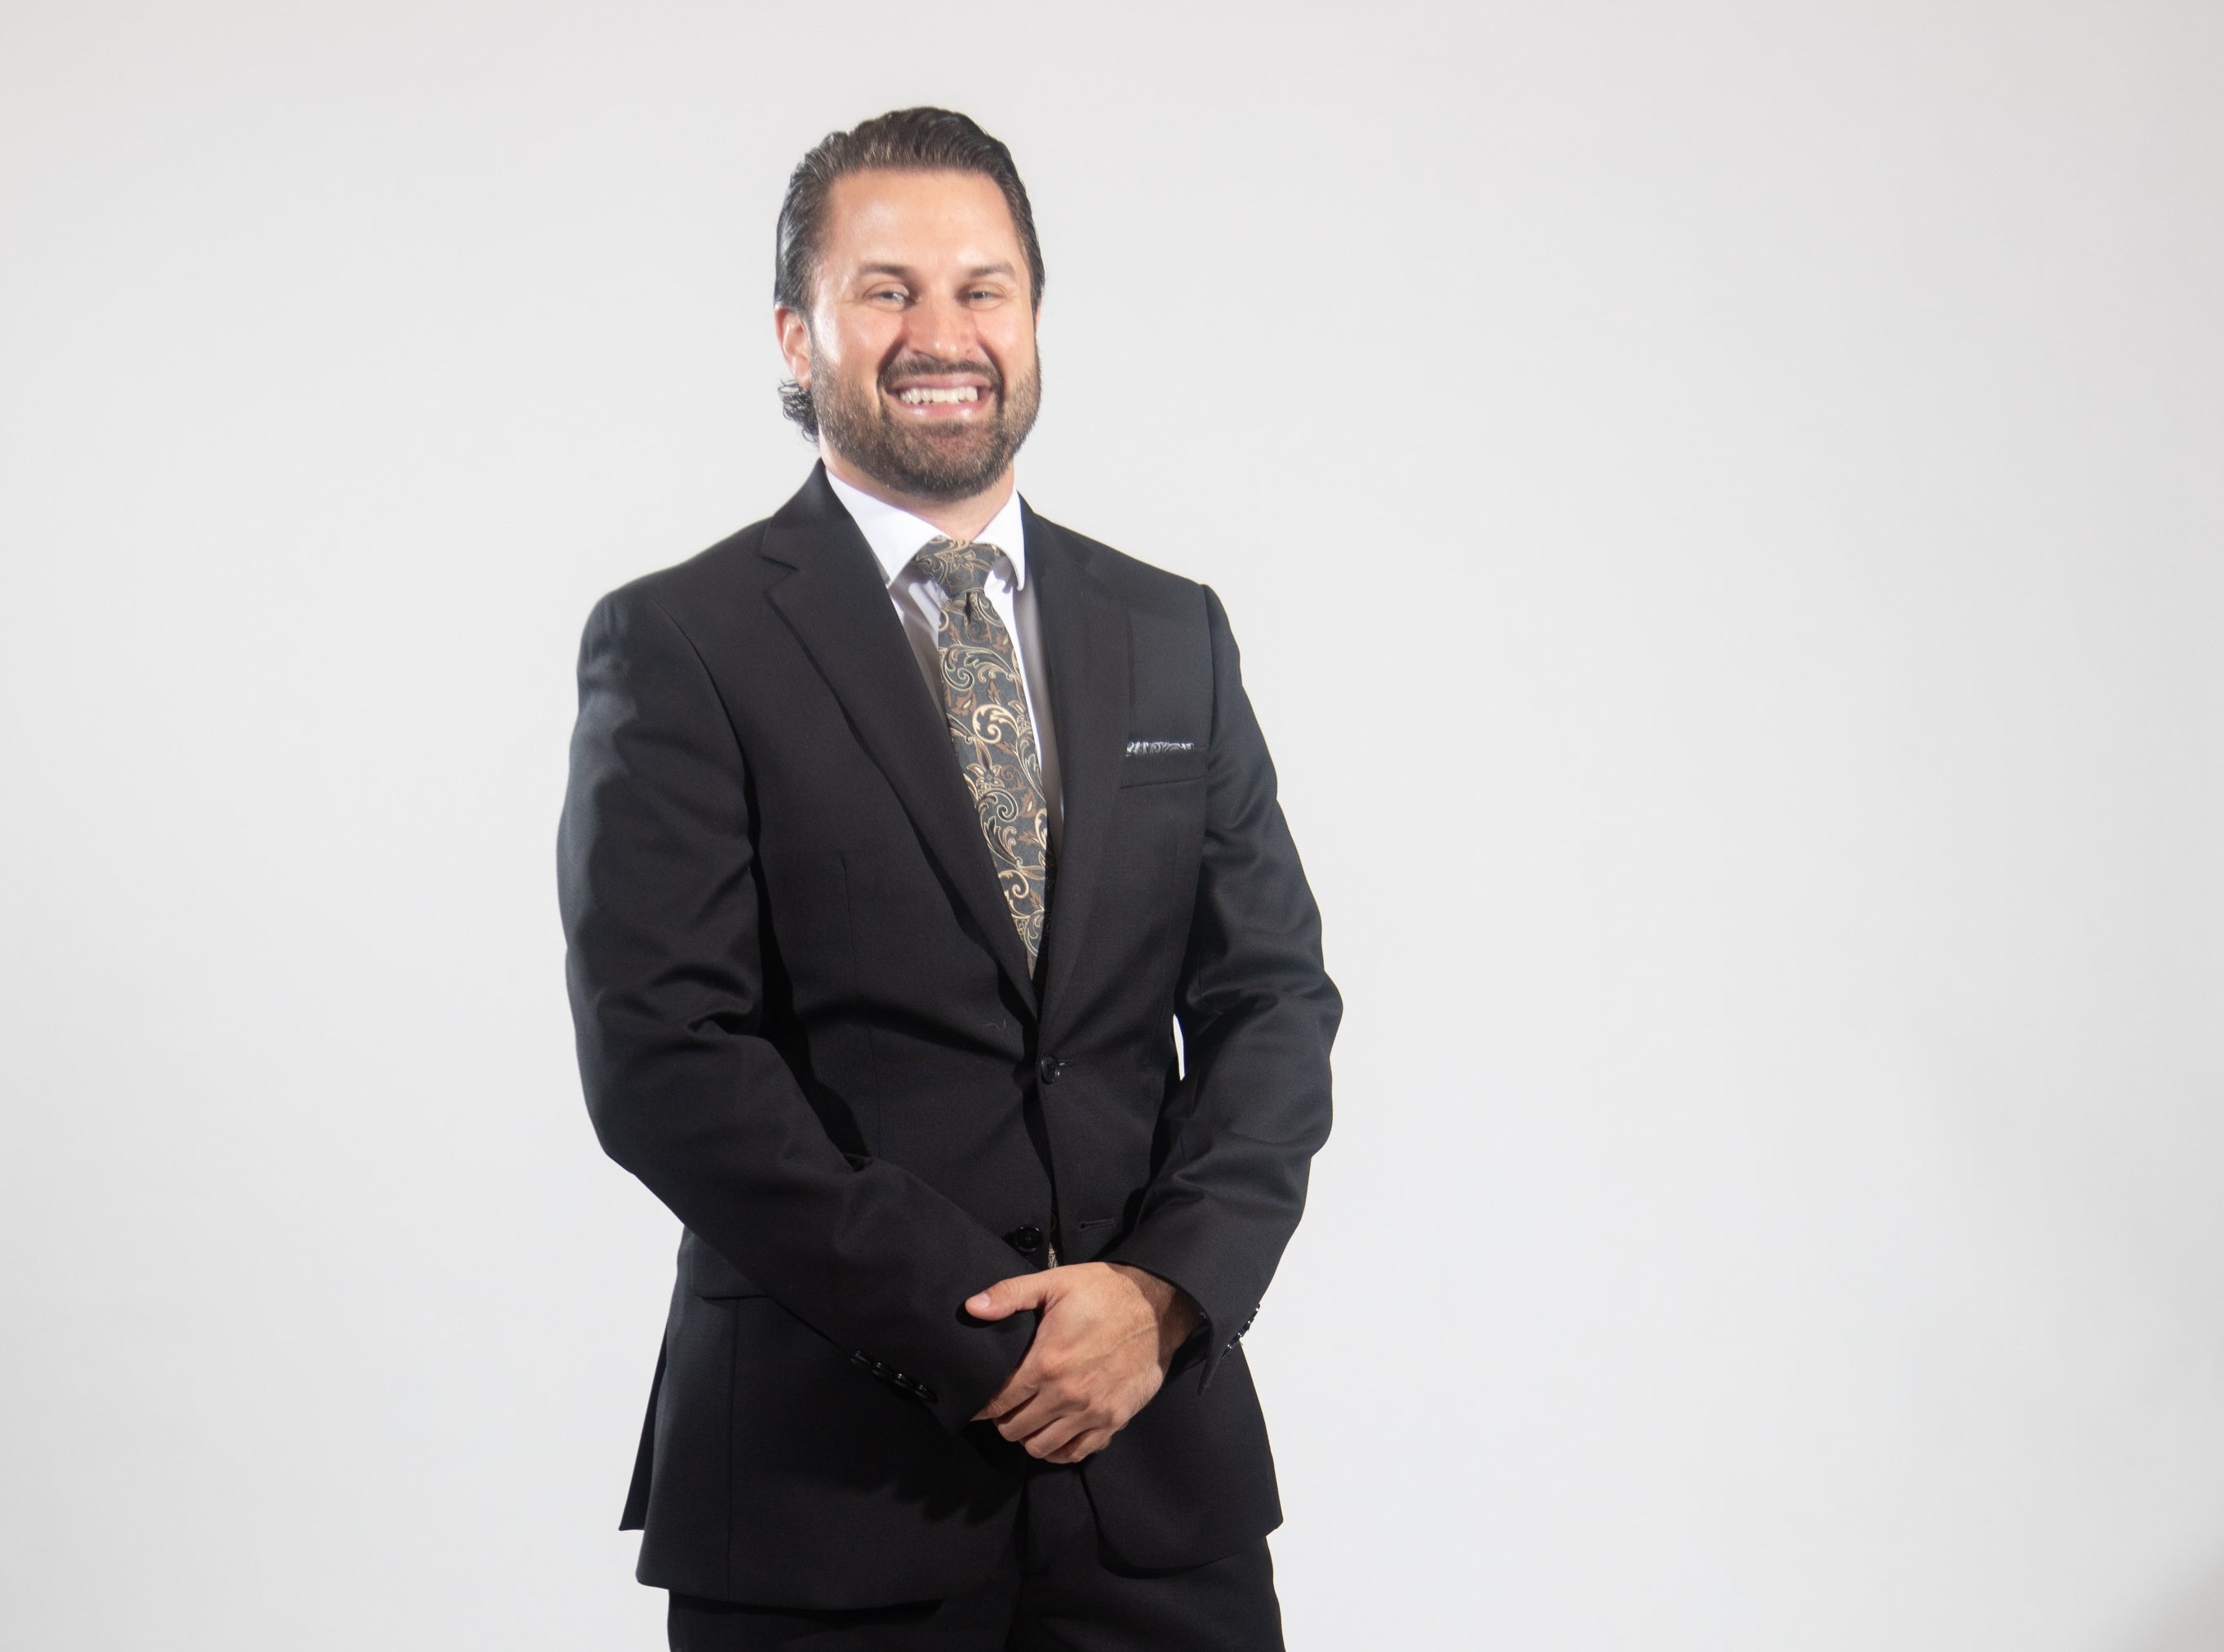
xmin=809 ymin=349 xmax=1042 ymax=502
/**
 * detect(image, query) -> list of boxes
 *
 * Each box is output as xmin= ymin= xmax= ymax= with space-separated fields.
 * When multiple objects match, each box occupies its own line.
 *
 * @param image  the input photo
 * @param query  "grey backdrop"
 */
xmin=3 ymin=2 xmax=2221 ymax=1647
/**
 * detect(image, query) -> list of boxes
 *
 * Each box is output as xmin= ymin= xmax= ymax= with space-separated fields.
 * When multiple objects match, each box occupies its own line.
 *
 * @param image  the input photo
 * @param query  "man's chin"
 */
xmin=815 ymin=387 xmax=1028 ymax=502
xmin=858 ymin=432 xmax=1010 ymax=500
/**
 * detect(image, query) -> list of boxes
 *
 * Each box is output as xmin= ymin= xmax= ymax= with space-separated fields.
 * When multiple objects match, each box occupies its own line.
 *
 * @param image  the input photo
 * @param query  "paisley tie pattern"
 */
xmin=911 ymin=539 xmax=1052 ymax=970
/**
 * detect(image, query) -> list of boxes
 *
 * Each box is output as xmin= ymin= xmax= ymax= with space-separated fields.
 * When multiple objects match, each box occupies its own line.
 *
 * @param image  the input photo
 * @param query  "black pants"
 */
xmin=666 ymin=1466 xmax=1283 ymax=1650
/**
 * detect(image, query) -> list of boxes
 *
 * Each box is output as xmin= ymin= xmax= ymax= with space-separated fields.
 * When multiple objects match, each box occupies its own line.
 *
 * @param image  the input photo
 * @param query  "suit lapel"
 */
xmin=761 ymin=469 xmax=1039 ymax=1011
xmin=1027 ymin=505 xmax=1132 ymax=1037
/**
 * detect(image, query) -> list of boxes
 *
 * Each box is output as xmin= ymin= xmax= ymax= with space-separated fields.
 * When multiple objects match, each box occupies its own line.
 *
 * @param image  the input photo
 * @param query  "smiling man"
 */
xmin=559 ymin=108 xmax=1339 ymax=1651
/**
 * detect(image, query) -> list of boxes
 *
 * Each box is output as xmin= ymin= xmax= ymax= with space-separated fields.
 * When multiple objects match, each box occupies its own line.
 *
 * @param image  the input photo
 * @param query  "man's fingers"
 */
xmin=966 ymin=1287 xmax=1059 ymax=1420
xmin=1043 ymin=1427 xmax=1112 ymax=1465
xmin=1019 ymin=1412 xmax=1093 ymax=1460
xmin=985 ymin=1385 xmax=1068 ymax=1441
xmin=965 ymin=1271 xmax=1053 ymax=1322
xmin=968 ymin=1330 xmax=1063 ymax=1422
xmin=970 ymin=1374 xmax=1036 ymax=1424
xmin=973 ymin=1344 xmax=1068 ymax=1424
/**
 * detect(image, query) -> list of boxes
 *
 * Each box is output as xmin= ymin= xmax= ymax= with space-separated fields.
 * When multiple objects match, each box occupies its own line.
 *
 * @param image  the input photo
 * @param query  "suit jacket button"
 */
xmin=1007 ymin=1224 xmax=1044 ymax=1255
xmin=1037 ymin=1056 xmax=1063 ymax=1086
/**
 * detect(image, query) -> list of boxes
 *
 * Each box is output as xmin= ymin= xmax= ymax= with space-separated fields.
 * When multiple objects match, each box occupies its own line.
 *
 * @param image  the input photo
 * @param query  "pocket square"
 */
xmin=1125 ymin=739 xmax=1196 ymax=756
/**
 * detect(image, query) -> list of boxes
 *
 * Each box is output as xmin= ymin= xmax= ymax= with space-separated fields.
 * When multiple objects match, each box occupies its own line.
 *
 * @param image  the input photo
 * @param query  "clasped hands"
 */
xmin=965 ymin=1261 xmax=1201 ymax=1464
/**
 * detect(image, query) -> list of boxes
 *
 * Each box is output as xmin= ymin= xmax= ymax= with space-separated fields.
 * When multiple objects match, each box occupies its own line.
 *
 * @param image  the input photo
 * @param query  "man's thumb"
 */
xmin=966 ymin=1273 xmax=1049 ymax=1321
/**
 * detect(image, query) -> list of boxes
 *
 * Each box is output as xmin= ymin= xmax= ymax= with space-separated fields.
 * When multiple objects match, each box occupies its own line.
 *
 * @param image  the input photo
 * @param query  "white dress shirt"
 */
xmin=823 ymin=471 xmax=1064 ymax=848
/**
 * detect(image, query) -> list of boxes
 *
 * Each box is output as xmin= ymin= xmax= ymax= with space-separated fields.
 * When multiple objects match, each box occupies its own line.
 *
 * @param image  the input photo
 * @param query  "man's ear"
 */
xmin=774 ymin=305 xmax=813 ymax=387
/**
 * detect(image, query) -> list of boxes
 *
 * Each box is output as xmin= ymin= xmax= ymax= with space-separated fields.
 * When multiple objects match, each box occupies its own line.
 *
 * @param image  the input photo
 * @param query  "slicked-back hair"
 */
xmin=775 ymin=107 xmax=1045 ymax=318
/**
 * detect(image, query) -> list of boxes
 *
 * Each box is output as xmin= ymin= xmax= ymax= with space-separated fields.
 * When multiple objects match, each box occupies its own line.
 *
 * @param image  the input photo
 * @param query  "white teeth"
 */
xmin=898 ymin=386 xmax=980 ymax=405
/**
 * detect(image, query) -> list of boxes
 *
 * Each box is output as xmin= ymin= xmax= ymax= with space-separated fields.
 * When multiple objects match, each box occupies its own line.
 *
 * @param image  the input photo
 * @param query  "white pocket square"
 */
xmin=1125 ymin=739 xmax=1196 ymax=756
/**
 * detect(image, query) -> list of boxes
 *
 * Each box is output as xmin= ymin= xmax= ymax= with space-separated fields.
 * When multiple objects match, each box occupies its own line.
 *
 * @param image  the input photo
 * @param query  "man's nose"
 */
xmin=903 ymin=291 xmax=981 ymax=362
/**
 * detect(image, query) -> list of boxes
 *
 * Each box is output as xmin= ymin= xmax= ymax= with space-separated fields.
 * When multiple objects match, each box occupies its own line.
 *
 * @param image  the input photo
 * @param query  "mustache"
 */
xmin=878 ymin=353 xmax=1005 ymax=393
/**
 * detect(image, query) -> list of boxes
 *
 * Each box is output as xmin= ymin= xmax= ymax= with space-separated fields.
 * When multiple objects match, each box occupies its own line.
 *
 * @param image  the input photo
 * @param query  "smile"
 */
xmin=895 ymin=386 xmax=983 ymax=405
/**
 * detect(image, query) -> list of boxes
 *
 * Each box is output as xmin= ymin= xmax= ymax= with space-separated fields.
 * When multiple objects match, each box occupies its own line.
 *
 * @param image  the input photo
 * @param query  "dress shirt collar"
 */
xmin=824 ymin=469 xmax=1029 ymax=590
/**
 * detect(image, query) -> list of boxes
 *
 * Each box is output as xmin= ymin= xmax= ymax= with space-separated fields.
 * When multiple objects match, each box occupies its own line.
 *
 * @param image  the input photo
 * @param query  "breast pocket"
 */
xmin=1116 ymin=736 xmax=1207 ymax=788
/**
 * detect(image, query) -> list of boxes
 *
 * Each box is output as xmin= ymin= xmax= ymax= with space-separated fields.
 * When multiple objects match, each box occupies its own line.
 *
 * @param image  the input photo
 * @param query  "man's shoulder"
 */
xmin=1024 ymin=508 xmax=1210 ymax=624
xmin=606 ymin=517 xmax=777 ymax=615
xmin=588 ymin=474 xmax=825 ymax=630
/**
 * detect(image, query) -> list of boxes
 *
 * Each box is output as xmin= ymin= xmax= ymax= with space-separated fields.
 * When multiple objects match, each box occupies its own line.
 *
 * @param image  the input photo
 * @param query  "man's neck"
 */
xmin=819 ymin=442 xmax=1014 ymax=544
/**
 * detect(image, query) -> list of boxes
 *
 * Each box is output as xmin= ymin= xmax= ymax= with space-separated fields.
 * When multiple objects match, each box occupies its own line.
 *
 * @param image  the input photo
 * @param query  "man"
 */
xmin=559 ymin=107 xmax=1338 ymax=1650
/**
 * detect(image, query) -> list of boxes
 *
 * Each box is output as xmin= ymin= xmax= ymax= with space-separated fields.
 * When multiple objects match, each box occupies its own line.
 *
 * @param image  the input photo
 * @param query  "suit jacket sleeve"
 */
xmin=1103 ymin=584 xmax=1342 ymax=1383
xmin=557 ymin=583 xmax=1034 ymax=1433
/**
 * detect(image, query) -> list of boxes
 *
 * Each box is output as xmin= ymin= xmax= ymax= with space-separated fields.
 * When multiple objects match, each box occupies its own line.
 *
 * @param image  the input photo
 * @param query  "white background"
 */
xmin=3 ymin=2 xmax=2220 ymax=1647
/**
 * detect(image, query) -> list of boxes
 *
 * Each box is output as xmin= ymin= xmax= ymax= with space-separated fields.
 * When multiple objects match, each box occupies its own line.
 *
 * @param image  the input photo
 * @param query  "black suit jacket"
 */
xmin=558 ymin=466 xmax=1339 ymax=1609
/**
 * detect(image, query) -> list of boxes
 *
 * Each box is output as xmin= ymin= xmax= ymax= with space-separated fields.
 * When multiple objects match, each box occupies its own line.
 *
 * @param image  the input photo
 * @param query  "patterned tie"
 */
xmin=911 ymin=539 xmax=1052 ymax=971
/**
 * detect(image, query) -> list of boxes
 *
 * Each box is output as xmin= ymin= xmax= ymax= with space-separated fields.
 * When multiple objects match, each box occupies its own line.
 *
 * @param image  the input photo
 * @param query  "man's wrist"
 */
xmin=1104 ymin=1262 xmax=1203 ymax=1353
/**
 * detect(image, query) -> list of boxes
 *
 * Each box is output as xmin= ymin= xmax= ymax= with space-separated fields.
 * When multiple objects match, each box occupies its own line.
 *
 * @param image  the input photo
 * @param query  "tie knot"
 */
xmin=913 ymin=538 xmax=999 ymax=600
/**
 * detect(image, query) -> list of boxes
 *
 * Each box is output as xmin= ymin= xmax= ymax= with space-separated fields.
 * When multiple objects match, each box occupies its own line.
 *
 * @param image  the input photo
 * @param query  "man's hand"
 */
xmin=966 ymin=1261 xmax=1202 ymax=1464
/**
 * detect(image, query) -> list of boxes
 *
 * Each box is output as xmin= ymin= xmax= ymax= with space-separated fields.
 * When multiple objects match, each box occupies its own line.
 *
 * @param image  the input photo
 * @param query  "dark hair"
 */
xmin=775 ymin=108 xmax=1044 ymax=435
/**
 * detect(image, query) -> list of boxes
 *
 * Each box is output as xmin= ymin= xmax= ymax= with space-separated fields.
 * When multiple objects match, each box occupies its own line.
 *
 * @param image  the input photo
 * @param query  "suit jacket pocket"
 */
xmin=1116 ymin=741 xmax=1207 ymax=788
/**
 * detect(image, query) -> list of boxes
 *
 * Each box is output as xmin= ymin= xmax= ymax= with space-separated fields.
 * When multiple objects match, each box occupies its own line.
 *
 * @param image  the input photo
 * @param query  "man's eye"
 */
xmin=868 ymin=289 xmax=907 ymax=304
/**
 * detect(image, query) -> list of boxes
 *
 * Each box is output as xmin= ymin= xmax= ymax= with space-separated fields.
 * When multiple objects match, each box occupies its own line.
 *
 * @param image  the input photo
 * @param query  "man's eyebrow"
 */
xmin=852 ymin=261 xmax=1018 ymax=281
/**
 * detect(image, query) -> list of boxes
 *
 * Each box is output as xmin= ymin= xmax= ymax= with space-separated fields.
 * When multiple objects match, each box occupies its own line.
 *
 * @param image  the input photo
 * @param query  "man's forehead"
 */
xmin=822 ymin=169 xmax=1022 ymax=259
